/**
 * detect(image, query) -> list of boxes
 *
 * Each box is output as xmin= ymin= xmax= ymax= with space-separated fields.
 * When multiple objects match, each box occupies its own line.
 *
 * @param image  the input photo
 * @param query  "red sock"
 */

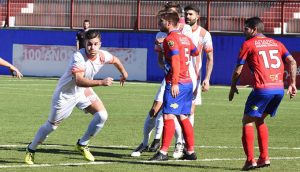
xmin=242 ymin=125 xmax=255 ymax=161
xmin=256 ymin=123 xmax=268 ymax=159
xmin=160 ymin=119 xmax=175 ymax=152
xmin=180 ymin=118 xmax=194 ymax=151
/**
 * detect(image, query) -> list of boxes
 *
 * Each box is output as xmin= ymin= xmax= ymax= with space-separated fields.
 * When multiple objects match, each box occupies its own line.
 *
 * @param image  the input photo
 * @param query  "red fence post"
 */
xmin=281 ymin=1 xmax=284 ymax=35
xmin=207 ymin=0 xmax=211 ymax=31
xmin=136 ymin=0 xmax=141 ymax=30
xmin=70 ymin=0 xmax=74 ymax=29
xmin=6 ymin=0 xmax=10 ymax=27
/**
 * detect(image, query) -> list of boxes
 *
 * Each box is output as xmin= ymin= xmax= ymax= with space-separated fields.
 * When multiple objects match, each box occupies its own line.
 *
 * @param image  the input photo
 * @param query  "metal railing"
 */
xmin=1 ymin=0 xmax=300 ymax=34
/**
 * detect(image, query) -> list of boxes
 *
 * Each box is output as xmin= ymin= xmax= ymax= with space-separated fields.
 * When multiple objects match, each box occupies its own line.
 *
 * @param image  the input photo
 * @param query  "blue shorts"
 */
xmin=163 ymin=82 xmax=193 ymax=115
xmin=244 ymin=90 xmax=284 ymax=118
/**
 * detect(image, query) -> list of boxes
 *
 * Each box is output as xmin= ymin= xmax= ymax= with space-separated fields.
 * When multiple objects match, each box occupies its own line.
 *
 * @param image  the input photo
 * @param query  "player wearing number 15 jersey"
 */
xmin=229 ymin=17 xmax=297 ymax=171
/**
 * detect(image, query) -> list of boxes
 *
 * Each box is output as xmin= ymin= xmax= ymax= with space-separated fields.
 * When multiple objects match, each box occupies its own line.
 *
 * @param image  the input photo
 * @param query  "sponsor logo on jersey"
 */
xmin=170 ymin=103 xmax=179 ymax=109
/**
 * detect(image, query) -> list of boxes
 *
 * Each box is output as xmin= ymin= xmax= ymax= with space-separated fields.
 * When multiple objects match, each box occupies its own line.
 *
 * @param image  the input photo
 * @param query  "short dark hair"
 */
xmin=184 ymin=4 xmax=200 ymax=14
xmin=85 ymin=30 xmax=101 ymax=40
xmin=158 ymin=9 xmax=179 ymax=27
xmin=83 ymin=19 xmax=90 ymax=23
xmin=164 ymin=1 xmax=182 ymax=14
xmin=245 ymin=17 xmax=264 ymax=33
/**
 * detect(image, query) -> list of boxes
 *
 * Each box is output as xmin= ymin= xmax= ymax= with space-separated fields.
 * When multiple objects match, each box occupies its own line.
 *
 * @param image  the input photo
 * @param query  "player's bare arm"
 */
xmin=0 ymin=57 xmax=23 ymax=79
xmin=74 ymin=72 xmax=113 ymax=87
xmin=229 ymin=64 xmax=243 ymax=101
xmin=112 ymin=57 xmax=128 ymax=86
xmin=285 ymin=55 xmax=297 ymax=99
xmin=202 ymin=51 xmax=214 ymax=92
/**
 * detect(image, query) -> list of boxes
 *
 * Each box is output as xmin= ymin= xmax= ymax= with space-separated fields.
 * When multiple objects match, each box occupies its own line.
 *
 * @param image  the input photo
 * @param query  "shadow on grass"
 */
xmin=1 ymin=144 xmax=241 ymax=171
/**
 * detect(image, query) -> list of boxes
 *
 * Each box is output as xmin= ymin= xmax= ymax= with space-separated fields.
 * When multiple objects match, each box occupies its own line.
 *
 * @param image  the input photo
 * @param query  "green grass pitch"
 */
xmin=0 ymin=76 xmax=299 ymax=172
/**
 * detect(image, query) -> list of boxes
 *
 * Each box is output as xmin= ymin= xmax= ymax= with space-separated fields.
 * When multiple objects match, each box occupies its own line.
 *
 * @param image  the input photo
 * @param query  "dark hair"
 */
xmin=245 ymin=17 xmax=264 ymax=33
xmin=164 ymin=1 xmax=182 ymax=14
xmin=184 ymin=4 xmax=200 ymax=14
xmin=158 ymin=9 xmax=180 ymax=27
xmin=85 ymin=30 xmax=101 ymax=40
xmin=83 ymin=19 xmax=90 ymax=23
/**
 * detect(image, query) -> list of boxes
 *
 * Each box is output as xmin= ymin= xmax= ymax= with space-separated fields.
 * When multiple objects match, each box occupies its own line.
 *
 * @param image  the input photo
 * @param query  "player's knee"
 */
xmin=46 ymin=121 xmax=58 ymax=131
xmin=95 ymin=110 xmax=108 ymax=123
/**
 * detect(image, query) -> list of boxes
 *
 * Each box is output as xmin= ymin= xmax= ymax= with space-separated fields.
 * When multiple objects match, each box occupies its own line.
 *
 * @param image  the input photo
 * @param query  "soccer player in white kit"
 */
xmin=184 ymin=4 xmax=213 ymax=122
xmin=25 ymin=30 xmax=128 ymax=165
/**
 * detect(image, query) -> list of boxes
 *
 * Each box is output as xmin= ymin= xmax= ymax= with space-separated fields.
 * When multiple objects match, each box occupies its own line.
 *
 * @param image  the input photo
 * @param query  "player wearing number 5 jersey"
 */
xmin=149 ymin=9 xmax=199 ymax=161
xmin=229 ymin=17 xmax=297 ymax=171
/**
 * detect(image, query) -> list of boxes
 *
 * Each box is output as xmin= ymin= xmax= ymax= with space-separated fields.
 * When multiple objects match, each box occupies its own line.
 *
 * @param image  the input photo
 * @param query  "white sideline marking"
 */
xmin=1 ymin=144 xmax=299 ymax=150
xmin=142 ymin=156 xmax=300 ymax=163
xmin=1 ymin=157 xmax=300 ymax=168
xmin=0 ymin=162 xmax=112 ymax=169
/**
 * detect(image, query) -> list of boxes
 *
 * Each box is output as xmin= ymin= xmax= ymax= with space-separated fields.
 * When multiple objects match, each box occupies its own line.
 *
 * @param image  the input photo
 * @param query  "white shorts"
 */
xmin=48 ymin=87 xmax=100 ymax=123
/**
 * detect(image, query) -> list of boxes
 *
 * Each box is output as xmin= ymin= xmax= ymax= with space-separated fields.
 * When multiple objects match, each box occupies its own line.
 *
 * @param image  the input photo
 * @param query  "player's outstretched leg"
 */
xmin=131 ymin=113 xmax=155 ymax=157
xmin=25 ymin=121 xmax=58 ymax=164
xmin=149 ymin=111 xmax=163 ymax=152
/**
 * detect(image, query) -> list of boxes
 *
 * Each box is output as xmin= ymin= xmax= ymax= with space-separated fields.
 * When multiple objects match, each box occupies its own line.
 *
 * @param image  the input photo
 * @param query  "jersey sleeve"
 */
xmin=101 ymin=50 xmax=115 ymax=64
xmin=203 ymin=31 xmax=213 ymax=53
xmin=164 ymin=37 xmax=180 ymax=84
xmin=237 ymin=42 xmax=251 ymax=65
xmin=71 ymin=51 xmax=86 ymax=74
xmin=278 ymin=41 xmax=291 ymax=62
xmin=182 ymin=24 xmax=193 ymax=39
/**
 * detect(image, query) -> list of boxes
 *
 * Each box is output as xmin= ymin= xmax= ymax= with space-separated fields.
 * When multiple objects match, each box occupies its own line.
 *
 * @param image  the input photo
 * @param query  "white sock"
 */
xmin=79 ymin=111 xmax=108 ymax=145
xmin=189 ymin=114 xmax=194 ymax=127
xmin=174 ymin=117 xmax=183 ymax=144
xmin=142 ymin=113 xmax=155 ymax=146
xmin=29 ymin=121 xmax=57 ymax=150
xmin=154 ymin=110 xmax=163 ymax=139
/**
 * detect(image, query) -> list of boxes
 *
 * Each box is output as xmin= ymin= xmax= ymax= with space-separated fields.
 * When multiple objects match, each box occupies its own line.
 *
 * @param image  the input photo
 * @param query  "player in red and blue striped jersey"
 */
xmin=229 ymin=17 xmax=297 ymax=171
xmin=149 ymin=9 xmax=199 ymax=161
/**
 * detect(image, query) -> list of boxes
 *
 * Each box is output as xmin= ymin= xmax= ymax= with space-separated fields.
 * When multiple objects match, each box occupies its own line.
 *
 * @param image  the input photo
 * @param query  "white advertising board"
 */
xmin=13 ymin=44 xmax=147 ymax=81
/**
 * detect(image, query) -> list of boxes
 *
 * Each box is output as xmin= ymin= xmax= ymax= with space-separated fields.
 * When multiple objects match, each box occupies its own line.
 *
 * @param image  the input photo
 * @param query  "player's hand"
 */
xmin=287 ymin=84 xmax=297 ymax=99
xmin=9 ymin=66 xmax=23 ymax=79
xmin=171 ymin=84 xmax=179 ymax=98
xmin=202 ymin=79 xmax=210 ymax=92
xmin=229 ymin=86 xmax=239 ymax=101
xmin=119 ymin=71 xmax=128 ymax=86
xmin=101 ymin=77 xmax=114 ymax=86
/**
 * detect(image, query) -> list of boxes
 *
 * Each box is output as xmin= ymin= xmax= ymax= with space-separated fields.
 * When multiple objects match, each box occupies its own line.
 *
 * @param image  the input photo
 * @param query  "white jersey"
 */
xmin=191 ymin=25 xmax=213 ymax=78
xmin=54 ymin=49 xmax=114 ymax=97
xmin=49 ymin=49 xmax=115 ymax=123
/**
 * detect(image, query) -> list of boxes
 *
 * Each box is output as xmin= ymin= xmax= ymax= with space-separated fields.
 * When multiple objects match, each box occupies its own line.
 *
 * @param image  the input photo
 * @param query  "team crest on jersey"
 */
xmin=167 ymin=40 xmax=175 ymax=47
